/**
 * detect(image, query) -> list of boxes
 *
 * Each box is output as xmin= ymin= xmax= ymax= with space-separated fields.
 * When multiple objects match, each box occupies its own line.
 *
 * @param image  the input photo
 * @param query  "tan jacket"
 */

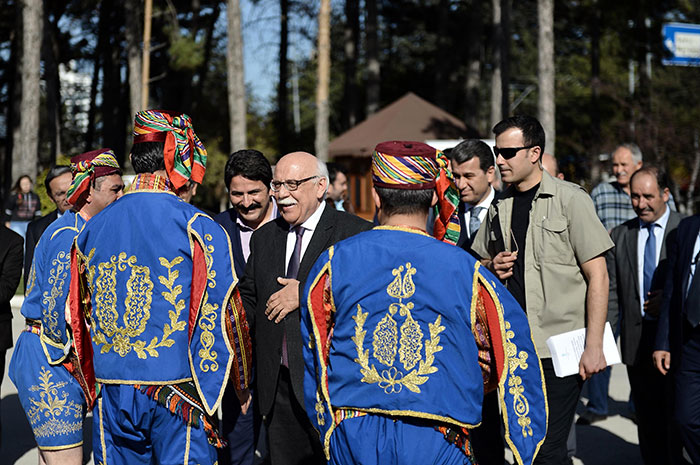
xmin=472 ymin=170 xmax=613 ymax=357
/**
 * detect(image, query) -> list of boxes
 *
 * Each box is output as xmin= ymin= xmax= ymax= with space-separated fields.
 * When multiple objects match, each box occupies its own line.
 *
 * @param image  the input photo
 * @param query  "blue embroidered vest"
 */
xmin=74 ymin=188 xmax=238 ymax=413
xmin=22 ymin=211 xmax=85 ymax=363
xmin=302 ymin=227 xmax=547 ymax=464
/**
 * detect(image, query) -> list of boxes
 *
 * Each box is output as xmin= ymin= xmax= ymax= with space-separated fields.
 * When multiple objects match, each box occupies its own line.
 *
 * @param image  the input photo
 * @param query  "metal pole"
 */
xmin=141 ymin=0 xmax=152 ymax=109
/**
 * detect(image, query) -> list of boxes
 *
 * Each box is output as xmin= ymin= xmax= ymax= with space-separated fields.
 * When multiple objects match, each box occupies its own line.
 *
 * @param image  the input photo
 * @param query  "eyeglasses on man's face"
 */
xmin=270 ymin=175 xmax=320 ymax=192
xmin=493 ymin=144 xmax=537 ymax=160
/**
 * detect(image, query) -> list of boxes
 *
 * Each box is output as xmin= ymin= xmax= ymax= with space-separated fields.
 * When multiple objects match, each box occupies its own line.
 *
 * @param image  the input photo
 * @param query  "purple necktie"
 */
xmin=281 ymin=226 xmax=305 ymax=367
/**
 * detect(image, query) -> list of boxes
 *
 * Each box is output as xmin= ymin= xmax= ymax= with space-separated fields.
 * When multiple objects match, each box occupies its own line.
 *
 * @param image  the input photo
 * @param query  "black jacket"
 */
xmin=0 ymin=225 xmax=24 ymax=350
xmin=23 ymin=209 xmax=59 ymax=289
xmin=607 ymin=210 xmax=683 ymax=365
xmin=239 ymin=206 xmax=372 ymax=416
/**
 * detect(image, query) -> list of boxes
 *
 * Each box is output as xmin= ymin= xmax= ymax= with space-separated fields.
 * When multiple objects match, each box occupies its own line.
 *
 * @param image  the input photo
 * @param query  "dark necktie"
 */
xmin=686 ymin=249 xmax=700 ymax=327
xmin=643 ymin=222 xmax=657 ymax=302
xmin=469 ymin=206 xmax=484 ymax=238
xmin=281 ymin=226 xmax=305 ymax=367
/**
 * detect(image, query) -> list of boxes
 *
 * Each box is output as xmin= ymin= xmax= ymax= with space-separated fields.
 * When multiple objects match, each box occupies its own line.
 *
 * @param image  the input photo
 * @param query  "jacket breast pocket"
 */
xmin=536 ymin=216 xmax=574 ymax=264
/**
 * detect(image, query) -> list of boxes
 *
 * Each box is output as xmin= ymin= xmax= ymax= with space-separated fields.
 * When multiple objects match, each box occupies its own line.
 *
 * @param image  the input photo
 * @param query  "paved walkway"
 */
xmin=2 ymin=296 xmax=643 ymax=464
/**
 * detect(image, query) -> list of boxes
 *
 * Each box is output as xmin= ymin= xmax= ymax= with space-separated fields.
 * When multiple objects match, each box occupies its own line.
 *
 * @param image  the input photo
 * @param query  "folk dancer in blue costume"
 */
xmin=300 ymin=141 xmax=548 ymax=465
xmin=69 ymin=110 xmax=253 ymax=465
xmin=10 ymin=148 xmax=124 ymax=465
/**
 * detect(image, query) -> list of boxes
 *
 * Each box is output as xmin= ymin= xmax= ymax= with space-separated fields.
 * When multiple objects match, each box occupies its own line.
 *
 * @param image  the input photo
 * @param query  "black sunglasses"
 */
xmin=493 ymin=144 xmax=537 ymax=159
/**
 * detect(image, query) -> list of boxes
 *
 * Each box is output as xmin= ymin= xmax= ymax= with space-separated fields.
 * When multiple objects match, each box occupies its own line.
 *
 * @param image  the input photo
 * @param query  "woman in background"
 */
xmin=4 ymin=175 xmax=41 ymax=240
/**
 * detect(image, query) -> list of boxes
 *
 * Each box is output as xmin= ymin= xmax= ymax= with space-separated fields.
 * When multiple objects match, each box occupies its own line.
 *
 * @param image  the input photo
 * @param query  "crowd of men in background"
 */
xmin=0 ymin=112 xmax=698 ymax=465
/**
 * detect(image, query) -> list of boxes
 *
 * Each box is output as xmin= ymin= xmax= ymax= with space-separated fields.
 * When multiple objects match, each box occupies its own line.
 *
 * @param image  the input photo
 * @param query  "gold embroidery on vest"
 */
xmin=27 ymin=366 xmax=82 ymax=438
xmin=315 ymin=391 xmax=325 ymax=426
xmin=89 ymin=252 xmax=185 ymax=358
xmin=42 ymin=251 xmax=70 ymax=340
xmin=197 ymin=233 xmax=219 ymax=372
xmin=353 ymin=263 xmax=444 ymax=394
xmin=505 ymin=320 xmax=533 ymax=437
xmin=26 ymin=262 xmax=36 ymax=296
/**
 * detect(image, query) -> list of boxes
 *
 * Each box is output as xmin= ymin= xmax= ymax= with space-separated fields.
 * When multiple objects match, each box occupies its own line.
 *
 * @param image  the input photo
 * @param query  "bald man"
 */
xmin=239 ymin=152 xmax=372 ymax=465
xmin=542 ymin=152 xmax=565 ymax=180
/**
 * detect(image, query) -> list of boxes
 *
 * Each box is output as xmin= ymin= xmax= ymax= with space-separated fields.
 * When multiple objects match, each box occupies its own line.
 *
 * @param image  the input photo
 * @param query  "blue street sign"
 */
xmin=663 ymin=23 xmax=700 ymax=67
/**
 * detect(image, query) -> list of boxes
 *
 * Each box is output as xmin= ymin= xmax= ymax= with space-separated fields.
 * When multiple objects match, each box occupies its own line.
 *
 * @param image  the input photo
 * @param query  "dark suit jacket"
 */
xmin=24 ymin=209 xmax=59 ymax=288
xmin=608 ymin=211 xmax=683 ymax=365
xmin=213 ymin=208 xmax=247 ymax=278
xmin=239 ymin=206 xmax=372 ymax=416
xmin=655 ymin=214 xmax=700 ymax=363
xmin=0 ymin=225 xmax=24 ymax=350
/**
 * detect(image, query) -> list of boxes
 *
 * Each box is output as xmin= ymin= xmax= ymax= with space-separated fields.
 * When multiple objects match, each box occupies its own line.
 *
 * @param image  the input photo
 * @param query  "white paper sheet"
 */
xmin=545 ymin=322 xmax=621 ymax=378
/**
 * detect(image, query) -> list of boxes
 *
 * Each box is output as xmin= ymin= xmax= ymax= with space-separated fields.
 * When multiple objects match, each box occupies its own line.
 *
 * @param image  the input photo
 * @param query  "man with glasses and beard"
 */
xmin=472 ymin=115 xmax=613 ymax=465
xmin=214 ymin=149 xmax=278 ymax=465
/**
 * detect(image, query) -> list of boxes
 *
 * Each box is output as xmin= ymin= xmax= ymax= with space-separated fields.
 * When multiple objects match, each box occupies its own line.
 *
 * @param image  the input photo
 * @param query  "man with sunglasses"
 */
xmin=472 ymin=115 xmax=613 ymax=465
xmin=238 ymin=151 xmax=371 ymax=465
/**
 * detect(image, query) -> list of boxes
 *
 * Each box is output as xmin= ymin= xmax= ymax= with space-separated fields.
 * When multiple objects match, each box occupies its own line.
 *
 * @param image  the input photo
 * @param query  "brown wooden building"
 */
xmin=329 ymin=92 xmax=474 ymax=215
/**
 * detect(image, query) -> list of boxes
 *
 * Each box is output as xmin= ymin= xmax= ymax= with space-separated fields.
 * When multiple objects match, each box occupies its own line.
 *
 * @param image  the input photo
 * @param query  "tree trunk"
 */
xmin=4 ymin=4 xmax=22 ymax=197
xmin=537 ymin=0 xmax=555 ymax=153
xmin=85 ymin=48 xmax=100 ymax=151
xmin=490 ymin=0 xmax=502 ymax=128
xmin=464 ymin=0 xmax=483 ymax=132
xmin=195 ymin=2 xmax=222 ymax=107
xmin=42 ymin=8 xmax=61 ymax=162
xmin=500 ymin=0 xmax=510 ymax=119
xmin=365 ymin=0 xmax=380 ymax=116
xmin=227 ymin=0 xmax=247 ymax=152
xmin=342 ymin=0 xmax=360 ymax=130
xmin=590 ymin=0 xmax=601 ymax=182
xmin=277 ymin=0 xmax=289 ymax=155
xmin=315 ymin=0 xmax=331 ymax=162
xmin=125 ymin=0 xmax=142 ymax=121
xmin=15 ymin=0 xmax=42 ymax=182
xmin=434 ymin=0 xmax=450 ymax=111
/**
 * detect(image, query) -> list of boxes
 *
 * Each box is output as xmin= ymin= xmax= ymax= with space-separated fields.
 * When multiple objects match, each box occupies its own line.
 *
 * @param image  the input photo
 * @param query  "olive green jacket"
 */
xmin=472 ymin=170 xmax=613 ymax=357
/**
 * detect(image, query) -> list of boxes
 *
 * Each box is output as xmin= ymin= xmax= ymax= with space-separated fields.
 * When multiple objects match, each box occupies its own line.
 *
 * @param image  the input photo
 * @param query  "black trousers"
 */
xmin=676 ymin=325 xmax=700 ymax=465
xmin=266 ymin=366 xmax=325 ymax=465
xmin=627 ymin=319 xmax=686 ymax=465
xmin=534 ymin=358 xmax=583 ymax=465
xmin=470 ymin=390 xmax=505 ymax=465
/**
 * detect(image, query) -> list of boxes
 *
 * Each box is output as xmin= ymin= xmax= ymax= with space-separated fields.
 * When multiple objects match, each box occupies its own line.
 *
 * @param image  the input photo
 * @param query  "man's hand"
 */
xmin=579 ymin=345 xmax=606 ymax=380
xmin=643 ymin=290 xmax=662 ymax=318
xmin=265 ymin=278 xmax=300 ymax=323
xmin=653 ymin=350 xmax=671 ymax=375
xmin=236 ymin=388 xmax=252 ymax=415
xmin=489 ymin=251 xmax=517 ymax=280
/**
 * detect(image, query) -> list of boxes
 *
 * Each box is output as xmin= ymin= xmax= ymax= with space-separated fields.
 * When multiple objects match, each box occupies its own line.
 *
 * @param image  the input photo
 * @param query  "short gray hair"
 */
xmin=316 ymin=158 xmax=329 ymax=195
xmin=615 ymin=143 xmax=643 ymax=164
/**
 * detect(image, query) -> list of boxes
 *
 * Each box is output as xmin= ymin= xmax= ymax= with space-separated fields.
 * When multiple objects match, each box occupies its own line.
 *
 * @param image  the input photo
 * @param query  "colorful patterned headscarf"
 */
xmin=132 ymin=110 xmax=207 ymax=190
xmin=66 ymin=148 xmax=121 ymax=205
xmin=372 ymin=141 xmax=460 ymax=244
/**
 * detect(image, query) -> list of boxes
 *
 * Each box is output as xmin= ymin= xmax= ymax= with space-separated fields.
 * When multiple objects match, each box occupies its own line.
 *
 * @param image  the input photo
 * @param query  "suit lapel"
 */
xmin=660 ymin=211 xmax=681 ymax=261
xmin=682 ymin=217 xmax=700 ymax=296
xmin=273 ymin=217 xmax=290 ymax=278
xmin=624 ymin=222 xmax=640 ymax=299
xmin=297 ymin=206 xmax=335 ymax=283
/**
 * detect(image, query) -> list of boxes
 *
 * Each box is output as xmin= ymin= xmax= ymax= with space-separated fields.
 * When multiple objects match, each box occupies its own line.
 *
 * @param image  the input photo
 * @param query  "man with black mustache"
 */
xmin=214 ymin=149 xmax=278 ymax=465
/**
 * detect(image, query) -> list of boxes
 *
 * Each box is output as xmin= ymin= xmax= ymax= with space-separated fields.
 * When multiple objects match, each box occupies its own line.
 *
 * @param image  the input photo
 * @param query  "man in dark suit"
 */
xmin=214 ymin=149 xmax=277 ymax=465
xmin=239 ymin=152 xmax=371 ymax=465
xmin=448 ymin=139 xmax=502 ymax=465
xmin=654 ymin=212 xmax=700 ymax=463
xmin=0 ymin=224 xmax=23 ymax=447
xmin=608 ymin=166 xmax=685 ymax=464
xmin=450 ymin=139 xmax=496 ymax=253
xmin=23 ymin=165 xmax=72 ymax=287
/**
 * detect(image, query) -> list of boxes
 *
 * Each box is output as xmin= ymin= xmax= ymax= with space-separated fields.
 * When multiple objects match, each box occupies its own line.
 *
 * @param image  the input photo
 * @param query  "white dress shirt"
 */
xmin=284 ymin=201 xmax=326 ymax=272
xmin=464 ymin=187 xmax=495 ymax=239
xmin=636 ymin=206 xmax=670 ymax=317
